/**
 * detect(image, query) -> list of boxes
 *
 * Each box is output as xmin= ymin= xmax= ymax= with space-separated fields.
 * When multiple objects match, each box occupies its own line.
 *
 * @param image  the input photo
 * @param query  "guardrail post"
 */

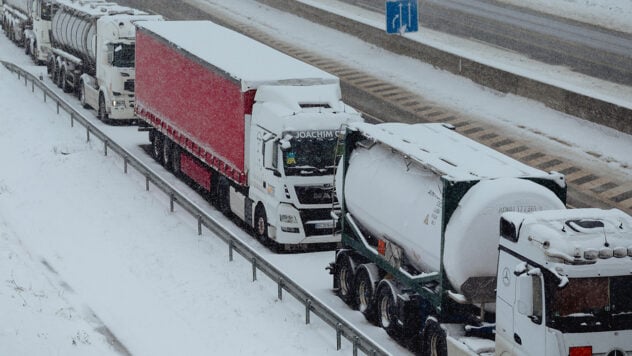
xmin=229 ymin=241 xmax=234 ymax=261
xmin=353 ymin=336 xmax=359 ymax=356
xmin=336 ymin=323 xmax=342 ymax=350
xmin=31 ymin=80 xmax=34 ymax=92
xmin=124 ymin=157 xmax=128 ymax=174
xmin=70 ymin=113 xmax=74 ymax=127
xmin=17 ymin=72 xmax=21 ymax=80
xmin=277 ymin=278 xmax=283 ymax=301
xmin=170 ymin=193 xmax=175 ymax=212
xmin=24 ymin=76 xmax=27 ymax=86
xmin=305 ymin=299 xmax=312 ymax=324
xmin=43 ymin=91 xmax=47 ymax=102
xmin=86 ymin=127 xmax=90 ymax=142
xmin=252 ymin=257 xmax=257 ymax=282
xmin=104 ymin=140 xmax=108 ymax=156
xmin=197 ymin=216 xmax=202 ymax=235
xmin=56 ymin=101 xmax=60 ymax=114
xmin=145 ymin=176 xmax=150 ymax=191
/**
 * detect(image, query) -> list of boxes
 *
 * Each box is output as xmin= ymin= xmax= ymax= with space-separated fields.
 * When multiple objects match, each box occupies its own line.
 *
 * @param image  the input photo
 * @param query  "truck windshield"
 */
xmin=111 ymin=43 xmax=135 ymax=68
xmin=282 ymin=136 xmax=339 ymax=176
xmin=548 ymin=276 xmax=632 ymax=332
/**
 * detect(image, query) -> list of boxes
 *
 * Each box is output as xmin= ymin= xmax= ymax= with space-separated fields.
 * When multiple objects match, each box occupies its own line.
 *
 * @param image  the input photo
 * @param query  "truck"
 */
xmin=331 ymin=122 xmax=632 ymax=355
xmin=46 ymin=0 xmax=161 ymax=122
xmin=134 ymin=21 xmax=363 ymax=250
xmin=1 ymin=0 xmax=55 ymax=64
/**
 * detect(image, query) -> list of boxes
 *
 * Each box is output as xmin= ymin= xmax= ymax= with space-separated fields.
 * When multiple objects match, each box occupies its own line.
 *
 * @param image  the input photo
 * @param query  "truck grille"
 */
xmin=295 ymin=185 xmax=337 ymax=205
xmin=299 ymin=209 xmax=339 ymax=236
xmin=124 ymin=80 xmax=135 ymax=92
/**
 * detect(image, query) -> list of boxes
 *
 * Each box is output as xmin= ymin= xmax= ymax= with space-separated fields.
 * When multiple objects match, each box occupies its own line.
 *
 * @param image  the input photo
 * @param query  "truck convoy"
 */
xmin=331 ymin=122 xmax=632 ymax=355
xmin=1 ymin=0 xmax=54 ymax=64
xmin=134 ymin=21 xmax=363 ymax=250
xmin=46 ymin=0 xmax=161 ymax=122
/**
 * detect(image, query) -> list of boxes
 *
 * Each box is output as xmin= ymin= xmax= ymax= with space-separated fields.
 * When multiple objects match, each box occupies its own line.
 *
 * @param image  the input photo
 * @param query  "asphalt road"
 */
xmin=353 ymin=0 xmax=632 ymax=85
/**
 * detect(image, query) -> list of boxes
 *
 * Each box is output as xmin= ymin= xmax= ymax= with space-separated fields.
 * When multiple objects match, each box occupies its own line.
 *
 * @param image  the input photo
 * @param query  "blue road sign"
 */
xmin=386 ymin=0 xmax=419 ymax=34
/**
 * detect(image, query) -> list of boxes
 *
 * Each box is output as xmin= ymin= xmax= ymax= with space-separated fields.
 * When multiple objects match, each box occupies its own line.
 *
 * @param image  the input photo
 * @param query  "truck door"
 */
xmin=513 ymin=271 xmax=546 ymax=355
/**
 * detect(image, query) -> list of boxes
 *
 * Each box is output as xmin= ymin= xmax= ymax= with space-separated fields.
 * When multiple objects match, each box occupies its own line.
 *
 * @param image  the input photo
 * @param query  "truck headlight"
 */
xmin=280 ymin=214 xmax=298 ymax=224
xmin=111 ymin=99 xmax=126 ymax=108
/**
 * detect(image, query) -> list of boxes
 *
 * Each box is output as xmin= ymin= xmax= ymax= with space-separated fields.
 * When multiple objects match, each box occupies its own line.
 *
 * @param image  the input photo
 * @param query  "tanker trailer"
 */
xmin=2 ymin=0 xmax=31 ymax=44
xmin=47 ymin=0 xmax=161 ymax=123
xmin=330 ymin=122 xmax=570 ymax=354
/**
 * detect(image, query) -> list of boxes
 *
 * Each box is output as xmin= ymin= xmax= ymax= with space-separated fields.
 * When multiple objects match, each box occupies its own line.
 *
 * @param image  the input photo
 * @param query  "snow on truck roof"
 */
xmin=136 ymin=21 xmax=339 ymax=92
xmin=352 ymin=122 xmax=562 ymax=182
xmin=54 ymin=0 xmax=149 ymax=17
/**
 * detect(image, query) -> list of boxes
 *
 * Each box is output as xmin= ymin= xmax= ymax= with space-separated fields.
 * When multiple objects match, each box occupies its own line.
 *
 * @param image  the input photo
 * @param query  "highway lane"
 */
xmin=353 ymin=0 xmax=632 ymax=85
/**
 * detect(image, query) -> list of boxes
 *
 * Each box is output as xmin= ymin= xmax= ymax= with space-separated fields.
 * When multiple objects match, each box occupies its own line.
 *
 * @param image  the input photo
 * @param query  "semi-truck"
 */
xmin=2 ymin=0 xmax=55 ymax=64
xmin=47 ymin=0 xmax=161 ymax=122
xmin=331 ymin=122 xmax=632 ymax=355
xmin=134 ymin=21 xmax=363 ymax=250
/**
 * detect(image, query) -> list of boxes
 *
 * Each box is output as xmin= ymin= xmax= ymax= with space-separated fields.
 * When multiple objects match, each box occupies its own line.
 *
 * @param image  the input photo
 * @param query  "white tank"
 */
xmin=337 ymin=141 xmax=566 ymax=294
xmin=4 ymin=0 xmax=31 ymax=14
xmin=51 ymin=7 xmax=98 ymax=63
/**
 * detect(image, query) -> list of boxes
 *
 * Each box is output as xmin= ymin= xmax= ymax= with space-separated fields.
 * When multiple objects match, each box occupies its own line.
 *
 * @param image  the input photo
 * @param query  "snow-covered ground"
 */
xmin=497 ymin=0 xmax=632 ymax=34
xmin=1 ymin=0 xmax=631 ymax=354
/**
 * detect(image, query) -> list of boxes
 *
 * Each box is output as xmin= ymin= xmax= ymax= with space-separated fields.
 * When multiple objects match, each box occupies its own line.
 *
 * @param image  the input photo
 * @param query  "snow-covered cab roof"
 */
xmin=135 ymin=21 xmax=340 ymax=92
xmin=350 ymin=122 xmax=564 ymax=182
xmin=502 ymin=209 xmax=632 ymax=265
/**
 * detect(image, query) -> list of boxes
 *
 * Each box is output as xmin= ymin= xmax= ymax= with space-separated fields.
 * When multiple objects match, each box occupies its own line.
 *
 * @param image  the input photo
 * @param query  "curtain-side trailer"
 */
xmin=135 ymin=21 xmax=363 ymax=250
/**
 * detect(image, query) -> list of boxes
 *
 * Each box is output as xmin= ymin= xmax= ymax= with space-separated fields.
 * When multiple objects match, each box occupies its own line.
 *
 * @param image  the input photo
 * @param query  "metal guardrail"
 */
xmin=2 ymin=60 xmax=390 ymax=356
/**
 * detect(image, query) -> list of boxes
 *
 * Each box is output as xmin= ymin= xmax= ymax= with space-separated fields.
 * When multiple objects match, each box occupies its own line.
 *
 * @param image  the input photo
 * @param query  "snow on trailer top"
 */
xmin=351 ymin=122 xmax=563 ymax=182
xmin=136 ymin=21 xmax=340 ymax=92
xmin=53 ymin=0 xmax=149 ymax=17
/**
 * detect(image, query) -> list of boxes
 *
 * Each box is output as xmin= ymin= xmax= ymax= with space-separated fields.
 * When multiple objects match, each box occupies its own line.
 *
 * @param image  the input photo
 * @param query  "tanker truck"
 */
xmin=47 ymin=0 xmax=161 ymax=122
xmin=1 ymin=0 xmax=55 ymax=64
xmin=330 ymin=122 xmax=632 ymax=355
xmin=134 ymin=21 xmax=363 ymax=250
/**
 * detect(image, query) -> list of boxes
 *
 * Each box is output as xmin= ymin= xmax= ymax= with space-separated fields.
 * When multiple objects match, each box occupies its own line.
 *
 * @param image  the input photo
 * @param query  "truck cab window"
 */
xmin=110 ymin=43 xmax=135 ymax=68
xmin=532 ymin=275 xmax=543 ymax=324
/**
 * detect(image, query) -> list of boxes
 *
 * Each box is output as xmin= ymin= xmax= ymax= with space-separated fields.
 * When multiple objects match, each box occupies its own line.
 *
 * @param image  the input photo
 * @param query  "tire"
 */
xmin=354 ymin=265 xmax=378 ymax=324
xmin=61 ymin=69 xmax=70 ymax=93
xmin=216 ymin=177 xmax=231 ymax=216
xmin=377 ymin=281 xmax=403 ymax=338
xmin=152 ymin=131 xmax=164 ymax=163
xmin=162 ymin=135 xmax=173 ymax=171
xmin=421 ymin=319 xmax=447 ymax=356
xmin=254 ymin=205 xmax=270 ymax=245
xmin=98 ymin=93 xmax=109 ymax=123
xmin=335 ymin=253 xmax=356 ymax=306
xmin=171 ymin=145 xmax=181 ymax=176
xmin=56 ymin=68 xmax=64 ymax=88
xmin=79 ymin=83 xmax=90 ymax=109
xmin=24 ymin=38 xmax=30 ymax=55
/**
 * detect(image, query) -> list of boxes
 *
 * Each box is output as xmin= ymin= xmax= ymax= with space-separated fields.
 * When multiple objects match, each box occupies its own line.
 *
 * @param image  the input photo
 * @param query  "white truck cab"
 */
xmin=496 ymin=209 xmax=632 ymax=356
xmin=247 ymin=84 xmax=362 ymax=246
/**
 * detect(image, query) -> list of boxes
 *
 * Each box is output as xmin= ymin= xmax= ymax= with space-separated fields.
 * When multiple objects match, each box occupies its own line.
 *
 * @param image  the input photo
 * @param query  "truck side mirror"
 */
xmin=516 ymin=274 xmax=533 ymax=316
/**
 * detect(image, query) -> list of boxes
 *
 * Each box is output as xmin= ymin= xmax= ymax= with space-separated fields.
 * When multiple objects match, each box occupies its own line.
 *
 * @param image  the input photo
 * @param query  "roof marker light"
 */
xmin=599 ymin=248 xmax=613 ymax=259
xmin=584 ymin=249 xmax=598 ymax=260
xmin=613 ymin=247 xmax=627 ymax=258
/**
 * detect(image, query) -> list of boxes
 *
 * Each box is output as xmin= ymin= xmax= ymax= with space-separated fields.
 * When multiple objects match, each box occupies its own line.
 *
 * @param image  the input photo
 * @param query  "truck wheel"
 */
xmin=171 ymin=145 xmax=181 ymax=176
xmin=24 ymin=38 xmax=29 ymax=55
xmin=377 ymin=281 xmax=403 ymax=338
xmin=98 ymin=93 xmax=109 ymax=123
xmin=421 ymin=319 xmax=447 ymax=356
xmin=152 ymin=131 xmax=164 ymax=163
xmin=354 ymin=264 xmax=378 ymax=324
xmin=216 ymin=178 xmax=231 ymax=216
xmin=254 ymin=205 xmax=270 ymax=245
xmin=162 ymin=136 xmax=173 ymax=171
xmin=61 ymin=70 xmax=71 ymax=93
xmin=335 ymin=253 xmax=356 ymax=306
